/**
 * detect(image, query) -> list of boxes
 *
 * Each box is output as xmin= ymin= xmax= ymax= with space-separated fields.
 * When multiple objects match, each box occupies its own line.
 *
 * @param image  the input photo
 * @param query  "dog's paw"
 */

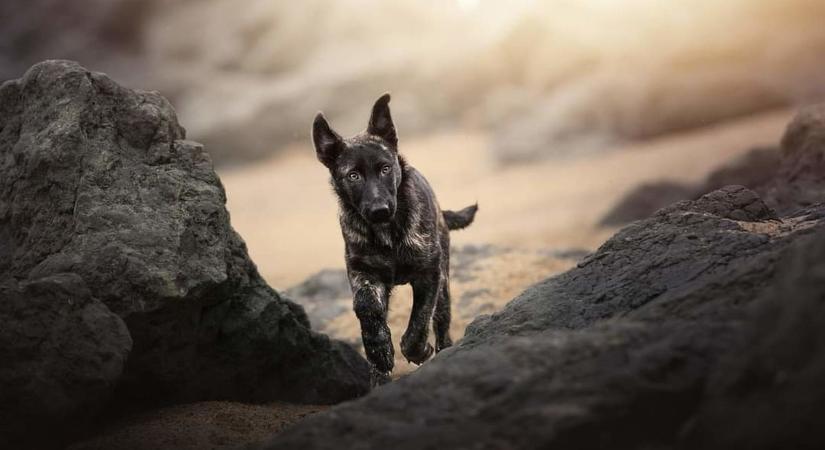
xmin=363 ymin=327 xmax=395 ymax=373
xmin=402 ymin=341 xmax=434 ymax=365
xmin=369 ymin=366 xmax=392 ymax=388
xmin=365 ymin=345 xmax=394 ymax=373
xmin=400 ymin=331 xmax=435 ymax=365
xmin=436 ymin=335 xmax=453 ymax=353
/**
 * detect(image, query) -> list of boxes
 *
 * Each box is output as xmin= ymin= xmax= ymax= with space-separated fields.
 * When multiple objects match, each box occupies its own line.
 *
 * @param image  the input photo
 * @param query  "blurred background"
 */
xmin=3 ymin=0 xmax=824 ymax=369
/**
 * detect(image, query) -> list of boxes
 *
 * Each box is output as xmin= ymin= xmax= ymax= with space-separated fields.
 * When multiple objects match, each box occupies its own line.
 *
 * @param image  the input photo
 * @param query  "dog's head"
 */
xmin=312 ymin=93 xmax=402 ymax=224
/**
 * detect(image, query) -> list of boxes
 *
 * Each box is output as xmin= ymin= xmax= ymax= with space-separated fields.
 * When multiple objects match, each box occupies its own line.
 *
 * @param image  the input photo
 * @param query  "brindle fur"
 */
xmin=312 ymin=94 xmax=477 ymax=384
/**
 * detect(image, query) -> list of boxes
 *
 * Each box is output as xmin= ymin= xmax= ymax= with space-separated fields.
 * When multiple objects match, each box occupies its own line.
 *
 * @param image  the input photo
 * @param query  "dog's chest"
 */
xmin=391 ymin=238 xmax=435 ymax=284
xmin=341 ymin=208 xmax=438 ymax=284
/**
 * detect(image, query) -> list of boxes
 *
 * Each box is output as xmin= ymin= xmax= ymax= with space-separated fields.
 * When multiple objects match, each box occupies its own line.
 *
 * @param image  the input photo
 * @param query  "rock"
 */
xmin=600 ymin=181 xmax=695 ymax=226
xmin=285 ymin=269 xmax=352 ymax=328
xmin=703 ymin=145 xmax=779 ymax=192
xmin=684 ymin=228 xmax=825 ymax=449
xmin=0 ymin=274 xmax=132 ymax=449
xmin=660 ymin=185 xmax=778 ymax=223
xmin=603 ymin=104 xmax=825 ymax=226
xmin=0 ymin=61 xmax=369 ymax=447
xmin=252 ymin=186 xmax=825 ymax=449
xmin=763 ymin=104 xmax=825 ymax=214
xmin=600 ymin=146 xmax=780 ymax=226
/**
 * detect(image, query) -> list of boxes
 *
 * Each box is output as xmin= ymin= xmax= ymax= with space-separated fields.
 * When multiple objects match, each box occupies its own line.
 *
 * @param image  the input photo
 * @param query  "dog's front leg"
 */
xmin=402 ymin=271 xmax=439 ymax=364
xmin=350 ymin=273 xmax=394 ymax=385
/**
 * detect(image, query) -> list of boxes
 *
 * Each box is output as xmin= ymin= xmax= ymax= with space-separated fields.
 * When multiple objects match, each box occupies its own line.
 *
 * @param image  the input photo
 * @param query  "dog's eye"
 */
xmin=380 ymin=165 xmax=391 ymax=175
xmin=347 ymin=171 xmax=360 ymax=181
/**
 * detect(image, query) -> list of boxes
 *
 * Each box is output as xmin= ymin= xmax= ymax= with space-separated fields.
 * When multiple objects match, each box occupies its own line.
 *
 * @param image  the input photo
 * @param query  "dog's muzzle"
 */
xmin=367 ymin=205 xmax=393 ymax=223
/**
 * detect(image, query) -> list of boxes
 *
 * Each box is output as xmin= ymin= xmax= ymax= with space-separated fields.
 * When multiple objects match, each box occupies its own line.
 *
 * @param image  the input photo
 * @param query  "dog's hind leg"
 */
xmin=433 ymin=280 xmax=453 ymax=353
xmin=351 ymin=275 xmax=394 ymax=385
xmin=402 ymin=271 xmax=439 ymax=364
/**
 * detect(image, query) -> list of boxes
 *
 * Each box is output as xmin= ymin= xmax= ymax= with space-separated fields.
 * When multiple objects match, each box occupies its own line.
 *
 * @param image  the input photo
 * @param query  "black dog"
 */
xmin=312 ymin=94 xmax=477 ymax=384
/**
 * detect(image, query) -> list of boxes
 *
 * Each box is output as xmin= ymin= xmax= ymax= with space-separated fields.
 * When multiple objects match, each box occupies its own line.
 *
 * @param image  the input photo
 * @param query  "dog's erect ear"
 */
xmin=367 ymin=93 xmax=397 ymax=148
xmin=313 ymin=113 xmax=343 ymax=168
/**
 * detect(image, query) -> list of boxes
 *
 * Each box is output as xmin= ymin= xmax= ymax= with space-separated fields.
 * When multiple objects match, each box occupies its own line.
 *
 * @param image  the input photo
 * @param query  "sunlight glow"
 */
xmin=456 ymin=0 xmax=480 ymax=11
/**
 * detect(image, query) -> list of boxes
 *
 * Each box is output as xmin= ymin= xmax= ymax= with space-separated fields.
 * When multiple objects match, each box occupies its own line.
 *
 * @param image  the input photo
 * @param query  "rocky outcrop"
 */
xmin=763 ymin=104 xmax=825 ymax=214
xmin=253 ymin=108 xmax=825 ymax=448
xmin=600 ymin=146 xmax=779 ymax=225
xmin=0 ymin=61 xmax=369 ymax=448
xmin=0 ymin=274 xmax=132 ymax=448
xmin=604 ymin=105 xmax=825 ymax=226
xmin=599 ymin=180 xmax=696 ymax=226
xmin=256 ymin=187 xmax=825 ymax=450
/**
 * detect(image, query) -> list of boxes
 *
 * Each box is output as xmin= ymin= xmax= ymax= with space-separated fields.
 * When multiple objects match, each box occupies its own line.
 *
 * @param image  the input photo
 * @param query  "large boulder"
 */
xmin=253 ymin=183 xmax=825 ymax=449
xmin=0 ymin=60 xmax=369 ymax=447
xmin=0 ymin=274 xmax=131 ymax=449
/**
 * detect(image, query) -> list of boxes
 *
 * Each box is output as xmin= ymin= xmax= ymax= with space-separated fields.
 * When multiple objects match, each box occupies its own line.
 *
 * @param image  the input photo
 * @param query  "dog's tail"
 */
xmin=443 ymin=203 xmax=478 ymax=231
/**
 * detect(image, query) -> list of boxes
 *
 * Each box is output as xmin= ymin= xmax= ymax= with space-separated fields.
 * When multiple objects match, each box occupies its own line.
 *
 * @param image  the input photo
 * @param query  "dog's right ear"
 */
xmin=313 ymin=113 xmax=343 ymax=168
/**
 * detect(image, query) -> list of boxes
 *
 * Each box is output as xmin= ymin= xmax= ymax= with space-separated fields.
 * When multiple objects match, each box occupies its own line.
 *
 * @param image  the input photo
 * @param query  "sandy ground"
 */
xmin=69 ymin=402 xmax=327 ymax=450
xmin=221 ymin=108 xmax=793 ymax=290
xmin=286 ymin=245 xmax=578 ymax=377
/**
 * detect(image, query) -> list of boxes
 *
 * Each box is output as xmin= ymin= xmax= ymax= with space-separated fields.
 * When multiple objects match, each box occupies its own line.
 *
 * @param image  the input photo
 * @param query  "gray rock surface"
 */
xmin=0 ymin=274 xmax=132 ymax=449
xmin=253 ymin=109 xmax=825 ymax=449
xmin=285 ymin=269 xmax=352 ymax=328
xmin=256 ymin=187 xmax=825 ymax=450
xmin=763 ymin=104 xmax=825 ymax=214
xmin=0 ymin=60 xmax=369 ymax=447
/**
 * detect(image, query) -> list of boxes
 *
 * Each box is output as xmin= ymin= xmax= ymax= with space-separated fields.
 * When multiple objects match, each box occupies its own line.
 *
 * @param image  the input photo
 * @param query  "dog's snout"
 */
xmin=368 ymin=205 xmax=392 ymax=222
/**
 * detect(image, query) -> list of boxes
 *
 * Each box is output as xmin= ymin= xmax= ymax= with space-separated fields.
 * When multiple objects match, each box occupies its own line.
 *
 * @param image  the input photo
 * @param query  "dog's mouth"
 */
xmin=366 ymin=212 xmax=394 ymax=224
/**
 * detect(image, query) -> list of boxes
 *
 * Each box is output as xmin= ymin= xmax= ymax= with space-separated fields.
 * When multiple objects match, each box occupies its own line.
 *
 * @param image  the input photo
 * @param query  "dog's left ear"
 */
xmin=367 ymin=93 xmax=398 ymax=148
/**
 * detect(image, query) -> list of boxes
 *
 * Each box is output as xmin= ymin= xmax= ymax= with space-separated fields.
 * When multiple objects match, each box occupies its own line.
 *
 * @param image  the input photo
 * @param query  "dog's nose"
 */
xmin=368 ymin=205 xmax=392 ymax=222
